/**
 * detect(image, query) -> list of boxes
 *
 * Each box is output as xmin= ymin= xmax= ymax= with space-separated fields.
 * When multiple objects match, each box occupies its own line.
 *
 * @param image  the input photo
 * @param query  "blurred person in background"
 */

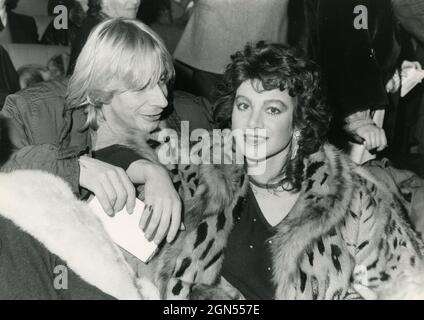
xmin=173 ymin=0 xmax=290 ymax=104
xmin=287 ymin=0 xmax=422 ymax=158
xmin=0 ymin=0 xmax=38 ymax=43
xmin=0 ymin=45 xmax=19 ymax=107
xmin=41 ymin=0 xmax=86 ymax=46
xmin=17 ymin=64 xmax=51 ymax=89
xmin=68 ymin=0 xmax=141 ymax=74
xmin=391 ymin=0 xmax=424 ymax=163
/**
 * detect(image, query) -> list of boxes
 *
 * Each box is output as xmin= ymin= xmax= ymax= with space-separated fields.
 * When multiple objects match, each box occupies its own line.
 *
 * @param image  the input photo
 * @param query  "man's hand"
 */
xmin=128 ymin=160 xmax=182 ymax=245
xmin=79 ymin=156 xmax=136 ymax=216
xmin=353 ymin=124 xmax=387 ymax=152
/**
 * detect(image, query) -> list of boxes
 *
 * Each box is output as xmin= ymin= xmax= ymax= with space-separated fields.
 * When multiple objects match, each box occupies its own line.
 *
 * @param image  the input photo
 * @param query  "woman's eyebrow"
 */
xmin=234 ymin=94 xmax=252 ymax=104
xmin=264 ymin=99 xmax=289 ymax=109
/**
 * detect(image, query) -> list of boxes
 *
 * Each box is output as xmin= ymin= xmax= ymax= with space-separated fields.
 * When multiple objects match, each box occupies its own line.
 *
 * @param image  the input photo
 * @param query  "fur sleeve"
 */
xmin=348 ymin=175 xmax=424 ymax=299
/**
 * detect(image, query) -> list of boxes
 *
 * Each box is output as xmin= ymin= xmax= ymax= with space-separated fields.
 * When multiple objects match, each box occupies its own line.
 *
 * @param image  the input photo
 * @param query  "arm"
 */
xmin=94 ymin=144 xmax=182 ymax=244
xmin=347 ymin=175 xmax=424 ymax=299
xmin=344 ymin=109 xmax=387 ymax=151
xmin=0 ymin=45 xmax=19 ymax=106
xmin=1 ymin=95 xmax=81 ymax=193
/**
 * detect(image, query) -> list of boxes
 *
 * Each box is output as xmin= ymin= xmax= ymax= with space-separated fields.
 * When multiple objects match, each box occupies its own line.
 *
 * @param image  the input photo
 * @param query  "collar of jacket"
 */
xmin=0 ymin=170 xmax=158 ymax=300
xmin=269 ymin=143 xmax=358 ymax=299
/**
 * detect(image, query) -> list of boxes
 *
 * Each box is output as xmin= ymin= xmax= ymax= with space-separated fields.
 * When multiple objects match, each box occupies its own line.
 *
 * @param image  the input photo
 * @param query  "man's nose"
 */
xmin=130 ymin=0 xmax=141 ymax=6
xmin=148 ymin=84 xmax=168 ymax=109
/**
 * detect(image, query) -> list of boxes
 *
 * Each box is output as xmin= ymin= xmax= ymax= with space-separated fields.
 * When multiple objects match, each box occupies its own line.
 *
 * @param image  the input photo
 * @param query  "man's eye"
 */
xmin=266 ymin=106 xmax=281 ymax=115
xmin=159 ymin=75 xmax=167 ymax=85
xmin=236 ymin=102 xmax=249 ymax=111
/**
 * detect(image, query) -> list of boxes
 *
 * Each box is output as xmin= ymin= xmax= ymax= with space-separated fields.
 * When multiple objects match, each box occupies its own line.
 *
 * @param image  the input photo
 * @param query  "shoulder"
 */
xmin=310 ymin=143 xmax=388 ymax=189
xmin=3 ymin=79 xmax=68 ymax=111
xmin=8 ymin=11 xmax=36 ymax=26
xmin=302 ymin=143 xmax=401 ymax=221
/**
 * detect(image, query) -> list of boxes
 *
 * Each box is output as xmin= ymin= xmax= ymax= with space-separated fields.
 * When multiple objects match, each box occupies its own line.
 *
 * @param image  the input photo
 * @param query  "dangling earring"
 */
xmin=291 ymin=130 xmax=301 ymax=160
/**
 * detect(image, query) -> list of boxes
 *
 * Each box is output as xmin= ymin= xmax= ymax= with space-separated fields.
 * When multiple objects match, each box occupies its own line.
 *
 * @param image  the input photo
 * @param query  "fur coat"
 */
xmin=146 ymin=141 xmax=424 ymax=300
xmin=0 ymin=139 xmax=423 ymax=300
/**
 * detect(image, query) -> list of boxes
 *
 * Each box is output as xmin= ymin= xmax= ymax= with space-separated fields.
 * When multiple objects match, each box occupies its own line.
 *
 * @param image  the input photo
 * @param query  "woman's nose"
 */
xmin=247 ymin=110 xmax=263 ymax=129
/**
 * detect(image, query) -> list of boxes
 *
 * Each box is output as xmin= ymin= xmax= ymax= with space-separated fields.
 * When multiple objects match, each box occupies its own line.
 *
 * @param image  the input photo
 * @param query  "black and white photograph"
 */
xmin=0 ymin=0 xmax=424 ymax=305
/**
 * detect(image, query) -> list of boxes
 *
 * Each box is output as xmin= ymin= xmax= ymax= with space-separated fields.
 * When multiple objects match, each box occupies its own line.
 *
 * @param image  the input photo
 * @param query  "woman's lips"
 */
xmin=244 ymin=135 xmax=268 ymax=146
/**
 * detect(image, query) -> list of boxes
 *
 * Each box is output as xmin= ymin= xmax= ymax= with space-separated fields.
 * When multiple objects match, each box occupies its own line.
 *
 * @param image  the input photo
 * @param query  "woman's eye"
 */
xmin=236 ymin=102 xmax=249 ymax=111
xmin=266 ymin=106 xmax=281 ymax=115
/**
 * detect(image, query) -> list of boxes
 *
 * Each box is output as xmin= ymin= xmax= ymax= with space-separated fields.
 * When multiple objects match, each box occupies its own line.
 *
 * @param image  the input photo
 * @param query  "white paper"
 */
xmin=401 ymin=68 xmax=424 ymax=97
xmin=88 ymin=197 xmax=158 ymax=263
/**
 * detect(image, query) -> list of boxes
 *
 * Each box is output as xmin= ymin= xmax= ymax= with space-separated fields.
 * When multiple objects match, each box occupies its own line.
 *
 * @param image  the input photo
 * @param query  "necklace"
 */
xmin=249 ymin=177 xmax=283 ymax=190
xmin=249 ymin=177 xmax=286 ymax=197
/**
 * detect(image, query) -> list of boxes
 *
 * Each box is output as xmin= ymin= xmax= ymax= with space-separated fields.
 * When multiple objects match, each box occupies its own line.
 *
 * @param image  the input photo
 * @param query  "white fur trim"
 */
xmin=0 ymin=170 xmax=144 ymax=300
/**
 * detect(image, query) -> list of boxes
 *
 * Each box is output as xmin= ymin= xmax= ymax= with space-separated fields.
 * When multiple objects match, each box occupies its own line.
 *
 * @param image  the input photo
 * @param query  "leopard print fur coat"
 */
xmin=138 ymin=137 xmax=424 ymax=300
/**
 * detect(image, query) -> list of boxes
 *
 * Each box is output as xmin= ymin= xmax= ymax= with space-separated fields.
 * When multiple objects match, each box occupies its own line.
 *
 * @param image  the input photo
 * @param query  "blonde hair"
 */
xmin=66 ymin=17 xmax=175 ymax=130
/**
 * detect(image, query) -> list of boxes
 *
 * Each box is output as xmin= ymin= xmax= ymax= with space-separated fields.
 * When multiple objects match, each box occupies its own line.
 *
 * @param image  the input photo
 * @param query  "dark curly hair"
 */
xmin=213 ymin=41 xmax=331 ymax=192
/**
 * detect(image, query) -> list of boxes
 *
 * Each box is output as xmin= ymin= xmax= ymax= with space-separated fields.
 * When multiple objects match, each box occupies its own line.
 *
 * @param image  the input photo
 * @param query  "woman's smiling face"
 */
xmin=231 ymin=79 xmax=296 ymax=162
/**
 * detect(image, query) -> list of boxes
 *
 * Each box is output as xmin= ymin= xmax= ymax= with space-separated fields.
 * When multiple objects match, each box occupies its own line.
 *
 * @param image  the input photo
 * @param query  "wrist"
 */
xmin=127 ymin=159 xmax=166 ymax=184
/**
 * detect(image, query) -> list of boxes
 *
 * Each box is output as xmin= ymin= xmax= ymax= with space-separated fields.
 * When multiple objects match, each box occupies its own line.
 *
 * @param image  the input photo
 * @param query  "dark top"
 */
xmin=5 ymin=11 xmax=39 ymax=44
xmin=68 ymin=16 xmax=102 ymax=75
xmin=287 ymin=0 xmax=402 ymax=118
xmin=0 ymin=214 xmax=114 ymax=300
xmin=93 ymin=145 xmax=142 ymax=171
xmin=221 ymin=187 xmax=277 ymax=300
xmin=41 ymin=20 xmax=78 ymax=46
xmin=0 ymin=45 xmax=19 ymax=108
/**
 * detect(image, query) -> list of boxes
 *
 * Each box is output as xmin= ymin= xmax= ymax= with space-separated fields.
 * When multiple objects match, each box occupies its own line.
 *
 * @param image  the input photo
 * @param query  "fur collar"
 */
xmin=0 ymin=170 xmax=157 ymax=300
xmin=269 ymin=144 xmax=358 ymax=298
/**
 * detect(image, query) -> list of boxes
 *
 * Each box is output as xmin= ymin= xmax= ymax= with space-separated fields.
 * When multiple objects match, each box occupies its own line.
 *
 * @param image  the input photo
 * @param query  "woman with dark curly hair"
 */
xmin=144 ymin=41 xmax=424 ymax=300
xmin=214 ymin=41 xmax=331 ymax=193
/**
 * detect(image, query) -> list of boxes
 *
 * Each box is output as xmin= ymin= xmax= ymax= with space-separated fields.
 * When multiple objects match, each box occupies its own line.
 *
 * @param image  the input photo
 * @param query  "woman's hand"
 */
xmin=79 ymin=156 xmax=136 ymax=216
xmin=127 ymin=160 xmax=182 ymax=245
